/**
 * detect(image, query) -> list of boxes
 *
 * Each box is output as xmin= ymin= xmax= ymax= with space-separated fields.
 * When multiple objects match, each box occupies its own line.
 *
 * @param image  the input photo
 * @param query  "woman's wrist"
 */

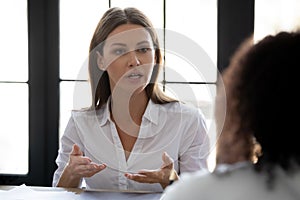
xmin=161 ymin=169 xmax=179 ymax=189
xmin=57 ymin=166 xmax=81 ymax=188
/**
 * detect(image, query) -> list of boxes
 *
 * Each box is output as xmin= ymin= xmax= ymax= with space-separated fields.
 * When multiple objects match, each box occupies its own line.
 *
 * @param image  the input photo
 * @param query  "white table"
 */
xmin=0 ymin=185 xmax=162 ymax=199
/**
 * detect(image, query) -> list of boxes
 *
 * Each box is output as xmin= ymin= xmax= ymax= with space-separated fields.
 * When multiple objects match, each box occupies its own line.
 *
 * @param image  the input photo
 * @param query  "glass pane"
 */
xmin=111 ymin=0 xmax=164 ymax=29
xmin=60 ymin=0 xmax=109 ymax=80
xmin=60 ymin=81 xmax=91 ymax=138
xmin=0 ymin=83 xmax=28 ymax=174
xmin=163 ymin=83 xmax=215 ymax=120
xmin=0 ymin=0 xmax=28 ymax=82
xmin=166 ymin=0 xmax=217 ymax=82
xmin=254 ymin=0 xmax=300 ymax=42
xmin=164 ymin=50 xmax=215 ymax=83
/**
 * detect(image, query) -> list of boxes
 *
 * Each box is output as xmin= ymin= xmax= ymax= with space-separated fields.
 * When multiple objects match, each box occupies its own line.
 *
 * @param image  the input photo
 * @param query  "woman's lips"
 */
xmin=127 ymin=73 xmax=143 ymax=79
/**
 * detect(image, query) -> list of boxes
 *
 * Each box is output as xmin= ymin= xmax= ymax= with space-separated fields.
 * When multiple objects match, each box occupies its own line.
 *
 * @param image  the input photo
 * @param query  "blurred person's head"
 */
xmin=215 ymin=31 xmax=300 ymax=174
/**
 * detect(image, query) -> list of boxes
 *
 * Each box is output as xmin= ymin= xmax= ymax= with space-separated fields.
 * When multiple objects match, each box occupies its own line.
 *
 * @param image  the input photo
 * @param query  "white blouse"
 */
xmin=52 ymin=99 xmax=209 ymax=192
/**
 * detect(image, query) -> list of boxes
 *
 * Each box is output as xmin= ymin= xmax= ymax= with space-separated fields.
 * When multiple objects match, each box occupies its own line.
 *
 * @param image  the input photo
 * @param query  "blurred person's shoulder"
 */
xmin=162 ymin=169 xmax=211 ymax=200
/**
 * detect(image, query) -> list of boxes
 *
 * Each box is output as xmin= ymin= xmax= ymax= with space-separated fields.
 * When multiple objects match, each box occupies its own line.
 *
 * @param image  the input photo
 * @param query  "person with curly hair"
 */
xmin=161 ymin=30 xmax=300 ymax=199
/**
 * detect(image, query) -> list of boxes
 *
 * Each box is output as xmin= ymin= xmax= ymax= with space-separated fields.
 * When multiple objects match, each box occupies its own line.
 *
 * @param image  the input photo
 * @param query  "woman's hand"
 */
xmin=57 ymin=144 xmax=106 ymax=188
xmin=124 ymin=152 xmax=179 ymax=189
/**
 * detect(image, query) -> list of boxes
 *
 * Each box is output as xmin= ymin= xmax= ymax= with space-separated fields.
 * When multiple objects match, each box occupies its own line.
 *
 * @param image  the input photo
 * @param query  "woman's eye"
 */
xmin=113 ymin=49 xmax=126 ymax=55
xmin=137 ymin=47 xmax=151 ymax=53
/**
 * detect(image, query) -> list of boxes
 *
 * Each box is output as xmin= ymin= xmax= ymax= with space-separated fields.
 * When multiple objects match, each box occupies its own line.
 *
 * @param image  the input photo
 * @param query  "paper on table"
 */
xmin=0 ymin=184 xmax=78 ymax=200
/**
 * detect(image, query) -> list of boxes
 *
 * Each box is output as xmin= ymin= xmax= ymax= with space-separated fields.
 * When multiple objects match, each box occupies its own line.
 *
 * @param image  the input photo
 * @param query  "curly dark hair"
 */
xmin=217 ymin=31 xmax=300 ymax=180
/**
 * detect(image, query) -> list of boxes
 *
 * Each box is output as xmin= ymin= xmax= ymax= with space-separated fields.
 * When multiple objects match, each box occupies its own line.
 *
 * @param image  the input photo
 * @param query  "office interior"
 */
xmin=0 ymin=0 xmax=299 ymax=187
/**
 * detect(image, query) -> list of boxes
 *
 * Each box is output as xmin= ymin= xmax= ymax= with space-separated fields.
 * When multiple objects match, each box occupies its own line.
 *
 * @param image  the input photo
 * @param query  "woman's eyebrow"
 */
xmin=137 ymin=41 xmax=151 ymax=46
xmin=110 ymin=43 xmax=126 ymax=47
xmin=109 ymin=41 xmax=151 ymax=48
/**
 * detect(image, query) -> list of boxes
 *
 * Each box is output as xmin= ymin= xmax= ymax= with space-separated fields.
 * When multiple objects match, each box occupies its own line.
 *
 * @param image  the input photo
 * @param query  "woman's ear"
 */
xmin=96 ymin=51 xmax=105 ymax=71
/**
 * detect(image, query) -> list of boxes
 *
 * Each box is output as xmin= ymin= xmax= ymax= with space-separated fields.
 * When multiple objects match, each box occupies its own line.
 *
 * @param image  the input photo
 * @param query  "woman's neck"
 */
xmin=110 ymin=90 xmax=149 ymax=136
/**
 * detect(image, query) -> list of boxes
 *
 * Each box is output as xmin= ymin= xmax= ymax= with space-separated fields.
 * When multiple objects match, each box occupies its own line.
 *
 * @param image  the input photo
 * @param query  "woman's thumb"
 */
xmin=71 ymin=144 xmax=83 ymax=156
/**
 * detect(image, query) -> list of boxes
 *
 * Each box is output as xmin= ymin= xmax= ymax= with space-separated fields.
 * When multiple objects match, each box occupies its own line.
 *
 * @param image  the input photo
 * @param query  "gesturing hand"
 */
xmin=57 ymin=144 xmax=106 ymax=188
xmin=124 ymin=152 xmax=178 ymax=189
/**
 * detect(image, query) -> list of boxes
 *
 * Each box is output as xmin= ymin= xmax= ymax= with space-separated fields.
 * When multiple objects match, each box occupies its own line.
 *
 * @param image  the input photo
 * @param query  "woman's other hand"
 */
xmin=124 ymin=152 xmax=178 ymax=189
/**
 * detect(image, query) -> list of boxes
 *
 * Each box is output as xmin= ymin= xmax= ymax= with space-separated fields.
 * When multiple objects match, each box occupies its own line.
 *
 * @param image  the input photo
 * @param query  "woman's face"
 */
xmin=97 ymin=24 xmax=156 ymax=94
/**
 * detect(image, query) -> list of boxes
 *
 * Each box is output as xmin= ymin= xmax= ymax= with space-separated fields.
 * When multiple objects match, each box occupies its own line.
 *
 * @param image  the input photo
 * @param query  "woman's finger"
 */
xmin=161 ymin=152 xmax=174 ymax=169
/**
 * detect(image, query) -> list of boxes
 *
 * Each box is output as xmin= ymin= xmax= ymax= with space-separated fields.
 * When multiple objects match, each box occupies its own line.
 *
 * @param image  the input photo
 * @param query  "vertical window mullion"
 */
xmin=217 ymin=0 xmax=254 ymax=72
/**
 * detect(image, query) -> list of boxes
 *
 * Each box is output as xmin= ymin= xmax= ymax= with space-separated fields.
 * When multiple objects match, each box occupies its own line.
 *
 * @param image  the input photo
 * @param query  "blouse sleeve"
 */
xmin=179 ymin=108 xmax=210 ymax=173
xmin=52 ymin=113 xmax=84 ymax=187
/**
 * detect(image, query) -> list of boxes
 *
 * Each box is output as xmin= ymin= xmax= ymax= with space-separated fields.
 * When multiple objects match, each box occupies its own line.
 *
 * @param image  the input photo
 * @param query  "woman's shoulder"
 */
xmin=70 ymin=107 xmax=104 ymax=117
xmin=71 ymin=107 xmax=92 ymax=115
xmin=159 ymin=101 xmax=202 ymax=115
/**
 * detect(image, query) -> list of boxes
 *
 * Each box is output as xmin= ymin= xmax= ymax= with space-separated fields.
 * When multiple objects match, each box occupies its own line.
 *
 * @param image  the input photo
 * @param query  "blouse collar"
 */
xmin=97 ymin=97 xmax=160 ymax=127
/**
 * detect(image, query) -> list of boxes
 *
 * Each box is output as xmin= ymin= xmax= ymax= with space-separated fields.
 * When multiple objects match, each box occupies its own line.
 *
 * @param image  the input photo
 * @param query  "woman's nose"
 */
xmin=127 ymin=51 xmax=140 ymax=67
